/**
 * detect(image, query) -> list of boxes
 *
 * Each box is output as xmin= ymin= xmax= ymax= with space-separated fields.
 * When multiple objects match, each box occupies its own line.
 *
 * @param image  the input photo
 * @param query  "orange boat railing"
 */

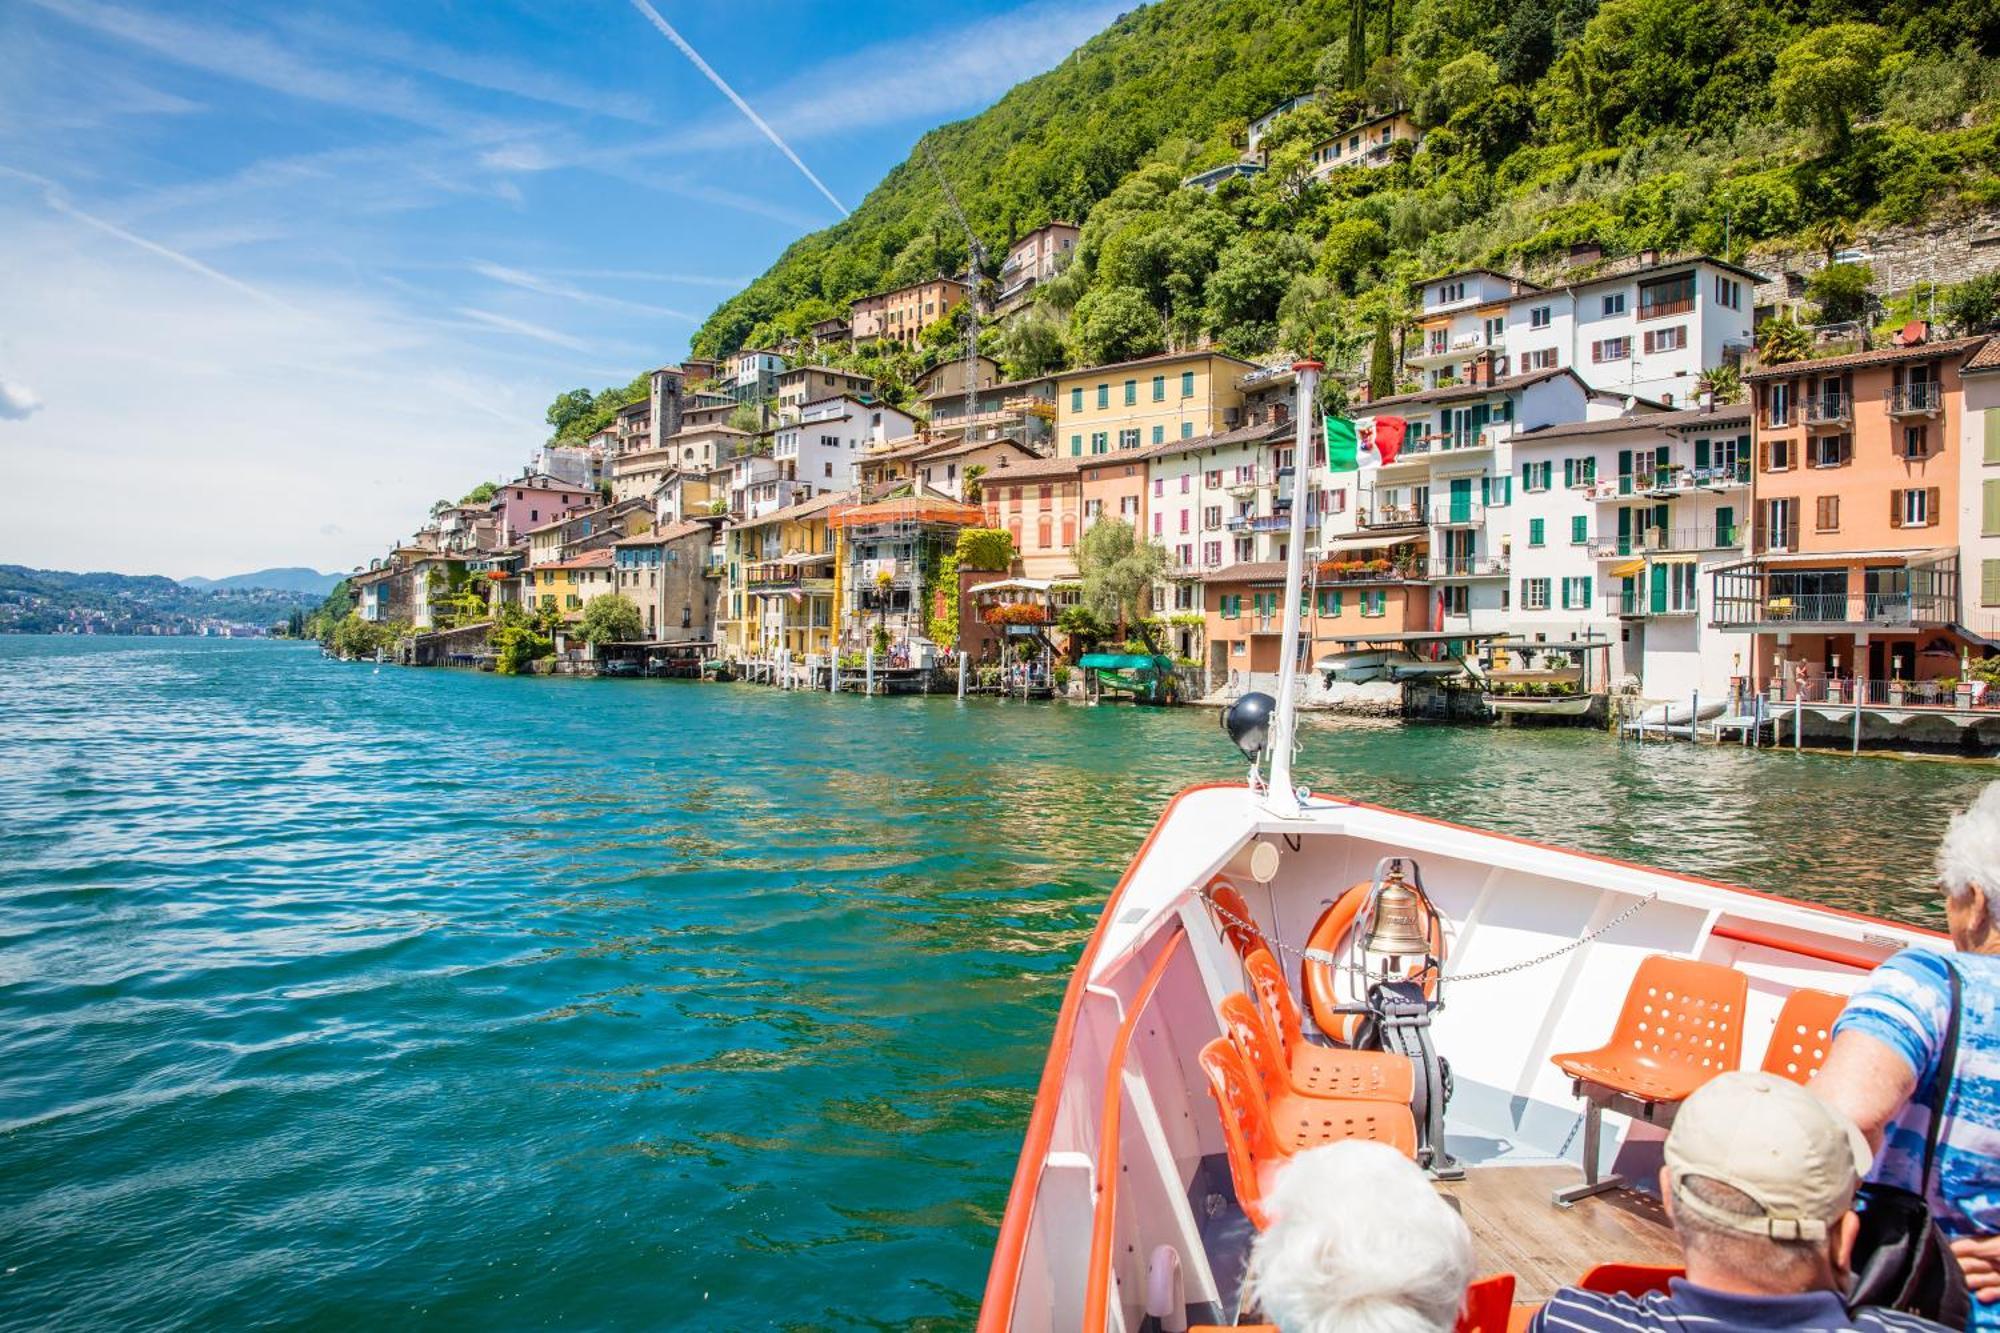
xmin=1083 ymin=926 xmax=1190 ymax=1332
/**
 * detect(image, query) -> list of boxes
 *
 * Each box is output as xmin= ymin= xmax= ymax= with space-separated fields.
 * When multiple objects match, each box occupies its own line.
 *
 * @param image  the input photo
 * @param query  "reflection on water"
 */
xmin=0 ymin=638 xmax=1985 ymax=1329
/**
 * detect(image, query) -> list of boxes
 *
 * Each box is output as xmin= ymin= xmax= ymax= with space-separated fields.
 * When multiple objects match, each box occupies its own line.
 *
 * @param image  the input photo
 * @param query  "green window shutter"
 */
xmin=1331 ymin=590 xmax=1342 ymax=616
xmin=1617 ymin=449 xmax=1632 ymax=494
xmin=1694 ymin=438 xmax=1710 ymax=469
xmin=1071 ymin=434 xmax=1082 ymax=456
xmin=1152 ymin=375 xmax=1165 ymax=402
xmin=1071 ymin=388 xmax=1082 ymax=411
xmin=1716 ymin=505 xmax=1735 ymax=545
xmin=1563 ymin=458 xmax=1575 ymax=488
xmin=1152 ymin=425 xmax=1164 ymax=444
xmin=1097 ymin=384 xmax=1108 ymax=408
xmin=1529 ymin=518 xmax=1545 ymax=546
xmin=1124 ymin=380 xmax=1136 ymax=405
xmin=1480 ymin=476 xmax=1491 ymax=506
xmin=1985 ymin=560 xmax=2000 ymax=607
xmin=1572 ymin=515 xmax=1588 ymax=544
xmin=1986 ymin=410 xmax=2000 ymax=464
xmin=1181 ymin=371 xmax=1194 ymax=396
xmin=1653 ymin=503 xmax=1670 ymax=531
xmin=1499 ymin=477 xmax=1512 ymax=505
xmin=1582 ymin=576 xmax=1593 ymax=606
xmin=1985 ymin=480 xmax=2000 ymax=536
xmin=1650 ymin=563 xmax=1668 ymax=614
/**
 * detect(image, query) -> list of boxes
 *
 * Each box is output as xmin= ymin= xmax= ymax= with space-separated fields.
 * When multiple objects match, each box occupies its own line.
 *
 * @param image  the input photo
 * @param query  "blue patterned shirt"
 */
xmin=1528 ymin=1279 xmax=1950 ymax=1331
xmin=1833 ymin=948 xmax=2000 ymax=1330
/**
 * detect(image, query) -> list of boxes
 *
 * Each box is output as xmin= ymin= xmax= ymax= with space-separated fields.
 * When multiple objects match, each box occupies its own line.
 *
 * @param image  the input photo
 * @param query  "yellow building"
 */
xmin=523 ymin=548 xmax=616 ymax=620
xmin=1052 ymin=350 xmax=1260 ymax=461
xmin=723 ymin=490 xmax=850 ymax=659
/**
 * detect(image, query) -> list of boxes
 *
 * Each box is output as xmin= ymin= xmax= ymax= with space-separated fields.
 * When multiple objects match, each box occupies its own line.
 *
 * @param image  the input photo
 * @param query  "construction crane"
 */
xmin=920 ymin=138 xmax=986 ymax=446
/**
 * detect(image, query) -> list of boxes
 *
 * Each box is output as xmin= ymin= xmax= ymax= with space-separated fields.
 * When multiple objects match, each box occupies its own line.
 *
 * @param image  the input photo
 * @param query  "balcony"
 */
xmin=1225 ymin=513 xmax=1292 ymax=533
xmin=1319 ymin=557 xmax=1426 ymax=585
xmin=1590 ymin=524 xmax=1742 ymax=558
xmin=1429 ymin=501 xmax=1486 ymax=527
xmin=1603 ymin=588 xmax=1698 ymax=619
xmin=1355 ymin=502 xmax=1427 ymax=530
xmin=1429 ymin=554 xmax=1510 ymax=578
xmin=1886 ymin=382 xmax=1944 ymax=416
xmin=1590 ymin=462 xmax=1750 ymax=500
xmin=1710 ymin=556 xmax=1959 ymax=629
xmin=1224 ymin=471 xmax=1276 ymax=496
xmin=1803 ymin=392 xmax=1851 ymax=428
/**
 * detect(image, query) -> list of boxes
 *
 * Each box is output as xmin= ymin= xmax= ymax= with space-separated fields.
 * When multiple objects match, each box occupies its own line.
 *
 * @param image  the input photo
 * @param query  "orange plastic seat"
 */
xmin=1759 ymin=988 xmax=1847 ymax=1085
xmin=1578 ymin=1262 xmax=1682 ymax=1297
xmin=1456 ymin=1273 xmax=1517 ymax=1333
xmin=1549 ymin=954 xmax=1747 ymax=1204
xmin=1506 ymin=1305 xmax=1541 ymax=1332
xmin=1208 ymin=879 xmax=1266 ymax=959
xmin=1199 ymin=1037 xmax=1418 ymax=1229
xmin=1232 ymin=962 xmax=1417 ymax=1103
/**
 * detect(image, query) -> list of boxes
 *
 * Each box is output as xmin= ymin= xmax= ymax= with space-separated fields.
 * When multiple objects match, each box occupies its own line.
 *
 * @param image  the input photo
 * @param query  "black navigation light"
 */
xmin=1222 ymin=691 xmax=1276 ymax=763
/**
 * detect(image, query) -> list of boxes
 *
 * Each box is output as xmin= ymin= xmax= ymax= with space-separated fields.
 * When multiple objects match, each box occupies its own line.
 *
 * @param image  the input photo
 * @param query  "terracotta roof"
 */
xmin=539 ymin=548 xmax=615 ymax=571
xmin=1138 ymin=417 xmax=1291 ymax=464
xmin=979 ymin=454 xmax=1082 ymax=481
xmin=1056 ymin=348 xmax=1265 ymax=381
xmin=1200 ymin=561 xmax=1290 ymax=585
xmin=1417 ymin=267 xmax=1542 ymax=294
xmin=1359 ymin=367 xmax=1574 ymax=410
xmin=1514 ymin=404 xmax=1754 ymax=444
xmin=732 ymin=487 xmax=859 ymax=530
xmin=923 ymin=436 xmax=1039 ymax=462
xmin=611 ymin=521 xmax=707 ymax=547
xmin=1966 ymin=336 xmax=2000 ymax=373
xmin=1744 ymin=335 xmax=1991 ymax=380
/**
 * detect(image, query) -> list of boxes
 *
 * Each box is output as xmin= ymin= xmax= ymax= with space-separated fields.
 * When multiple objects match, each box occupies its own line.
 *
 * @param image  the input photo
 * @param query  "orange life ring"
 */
xmin=1303 ymin=880 xmax=1446 ymax=1044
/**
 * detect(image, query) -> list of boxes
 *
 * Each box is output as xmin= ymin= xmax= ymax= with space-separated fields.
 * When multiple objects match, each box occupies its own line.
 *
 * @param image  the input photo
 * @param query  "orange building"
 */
xmin=983 ymin=455 xmax=1082 ymax=580
xmin=1202 ymin=554 xmax=1431 ymax=685
xmin=849 ymin=278 xmax=971 ymax=348
xmin=1077 ymin=452 xmax=1148 ymax=536
xmin=1715 ymin=331 xmax=1989 ymax=691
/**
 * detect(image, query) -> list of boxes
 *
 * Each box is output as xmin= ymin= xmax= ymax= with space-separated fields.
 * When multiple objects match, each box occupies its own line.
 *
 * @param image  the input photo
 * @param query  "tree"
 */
xmin=1055 ymin=603 xmax=1111 ymax=654
xmin=1072 ymin=285 xmax=1163 ymax=364
xmin=1943 ymin=274 xmax=2000 ymax=336
xmin=1807 ymin=262 xmax=1875 ymax=324
xmin=460 ymin=481 xmax=498 ymax=506
xmin=1318 ymin=218 xmax=1388 ymax=292
xmin=1075 ymin=518 xmax=1167 ymax=637
xmin=999 ymin=312 xmax=1068 ymax=379
xmin=727 ymin=402 xmax=763 ymax=434
xmin=1204 ymin=233 xmax=1313 ymax=352
xmin=1344 ymin=0 xmax=1369 ymax=89
xmin=578 ymin=593 xmax=644 ymax=647
xmin=1757 ymin=315 xmax=1813 ymax=365
xmin=1369 ymin=312 xmax=1397 ymax=400
xmin=545 ymin=388 xmax=596 ymax=439
xmin=1773 ymin=23 xmax=1888 ymax=149
xmin=1415 ymin=51 xmax=1499 ymax=129
xmin=1701 ymin=363 xmax=1744 ymax=404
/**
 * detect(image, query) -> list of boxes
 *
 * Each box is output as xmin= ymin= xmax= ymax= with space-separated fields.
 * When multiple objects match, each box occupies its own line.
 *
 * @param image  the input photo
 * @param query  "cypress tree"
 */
xmin=1369 ymin=313 xmax=1395 ymax=399
xmin=1345 ymin=0 xmax=1368 ymax=88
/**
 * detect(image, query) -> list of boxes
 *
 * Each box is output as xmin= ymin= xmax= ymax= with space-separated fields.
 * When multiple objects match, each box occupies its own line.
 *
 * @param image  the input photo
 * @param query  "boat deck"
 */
xmin=1439 ymin=1167 xmax=1680 ymax=1302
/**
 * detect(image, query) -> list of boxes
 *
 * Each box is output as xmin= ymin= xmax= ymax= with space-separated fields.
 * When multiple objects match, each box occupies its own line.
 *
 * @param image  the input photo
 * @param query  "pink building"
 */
xmin=493 ymin=475 xmax=595 ymax=543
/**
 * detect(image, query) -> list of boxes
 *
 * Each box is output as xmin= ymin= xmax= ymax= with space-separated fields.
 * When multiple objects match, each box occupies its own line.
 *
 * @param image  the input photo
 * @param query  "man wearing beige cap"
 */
xmin=1529 ymin=1071 xmax=1951 ymax=1331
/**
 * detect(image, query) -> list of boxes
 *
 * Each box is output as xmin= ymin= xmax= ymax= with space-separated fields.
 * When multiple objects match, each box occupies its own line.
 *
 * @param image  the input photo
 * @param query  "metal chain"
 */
xmin=1197 ymin=886 xmax=1658 ymax=983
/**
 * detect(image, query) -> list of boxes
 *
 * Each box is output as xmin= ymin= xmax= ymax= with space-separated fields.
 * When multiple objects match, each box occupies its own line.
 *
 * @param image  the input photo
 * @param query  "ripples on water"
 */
xmin=0 ymin=638 xmax=1986 ymax=1329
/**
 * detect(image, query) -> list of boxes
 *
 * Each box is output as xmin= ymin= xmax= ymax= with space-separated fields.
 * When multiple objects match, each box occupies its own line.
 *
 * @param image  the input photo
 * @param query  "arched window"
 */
xmin=1008 ymin=518 xmax=1023 ymax=549
xmin=1061 ymin=514 xmax=1077 ymax=548
xmin=1037 ymin=514 xmax=1053 ymax=549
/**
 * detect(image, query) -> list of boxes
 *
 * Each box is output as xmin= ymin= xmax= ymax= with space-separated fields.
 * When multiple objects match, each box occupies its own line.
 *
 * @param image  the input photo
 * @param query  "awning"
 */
xmin=1754 ymin=547 xmax=1952 ymax=566
xmin=1654 ymin=554 xmax=1697 ymax=566
xmin=1609 ymin=559 xmax=1644 ymax=577
xmin=1323 ymin=532 xmax=1418 ymax=553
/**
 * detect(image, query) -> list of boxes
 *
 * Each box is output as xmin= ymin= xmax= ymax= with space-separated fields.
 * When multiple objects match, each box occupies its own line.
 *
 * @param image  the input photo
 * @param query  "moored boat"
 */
xmin=976 ymin=362 xmax=1943 ymax=1332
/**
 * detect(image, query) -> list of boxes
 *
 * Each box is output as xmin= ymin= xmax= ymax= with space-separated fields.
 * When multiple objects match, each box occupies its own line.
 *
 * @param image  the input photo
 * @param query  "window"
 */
xmin=1096 ymin=384 xmax=1108 ymax=409
xmin=1070 ymin=388 xmax=1083 ymax=412
xmin=1715 ymin=276 xmax=1743 ymax=310
xmin=1985 ymin=479 xmax=2000 ymax=536
xmin=1119 ymin=428 xmax=1141 ymax=449
xmin=1317 ymin=589 xmax=1342 ymax=617
xmin=1563 ymin=457 xmax=1596 ymax=488
xmin=1902 ymin=425 xmax=1931 ymax=459
xmin=1124 ymin=379 xmax=1137 ymax=406
xmin=1816 ymin=495 xmax=1840 ymax=532
xmin=1153 ymin=513 xmax=1163 ymax=536
xmin=1179 ymin=511 xmax=1190 ymax=533
xmin=1091 ymin=432 xmax=1108 ymax=454
xmin=1180 ymin=475 xmax=1191 ymax=494
xmin=1152 ymin=375 xmax=1166 ymax=402
xmin=1324 ymin=486 xmax=1348 ymax=514
xmin=1522 ymin=348 xmax=1558 ymax=371
xmin=1637 ymin=272 xmax=1695 ymax=319
xmin=1642 ymin=325 xmax=1688 ymax=354
xmin=1561 ymin=576 xmax=1594 ymax=610
xmin=1220 ymin=593 xmax=1240 ymax=620
xmin=1592 ymin=337 xmax=1631 ymax=363
xmin=1521 ymin=460 xmax=1552 ymax=492
xmin=1809 ymin=434 xmax=1849 ymax=468
xmin=1204 ymin=541 xmax=1222 ymax=565
xmin=1153 ymin=425 xmax=1165 ymax=445
xmin=1070 ymin=433 xmax=1082 ymax=457
xmin=1181 ymin=371 xmax=1195 ymax=398
xmin=1204 ymin=469 xmax=1223 ymax=488
xmin=1529 ymin=306 xmax=1551 ymax=329
xmin=1181 ymin=422 xmax=1194 ymax=438
xmin=1153 ymin=477 xmax=1163 ymax=497
xmin=1528 ymin=518 xmax=1546 ymax=547
xmin=1894 ymin=487 xmax=1938 ymax=528
xmin=1767 ymin=437 xmax=1794 ymax=471
xmin=1176 ymin=543 xmax=1193 ymax=565
xmin=1602 ymin=293 xmax=1627 ymax=317
xmin=1438 ymin=280 xmax=1466 ymax=304
xmin=1361 ymin=590 xmax=1387 ymax=617
xmin=1762 ymin=497 xmax=1798 ymax=552
xmin=1523 ymin=578 xmax=1551 ymax=610
xmin=1204 ymin=505 xmax=1222 ymax=528
xmin=1571 ymin=515 xmax=1588 ymax=545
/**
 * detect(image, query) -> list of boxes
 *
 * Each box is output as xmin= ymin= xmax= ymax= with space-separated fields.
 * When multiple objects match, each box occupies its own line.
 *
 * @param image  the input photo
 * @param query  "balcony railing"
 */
xmin=1429 ymin=501 xmax=1486 ymax=526
xmin=1803 ymin=392 xmax=1851 ymax=426
xmin=1769 ymin=677 xmax=1993 ymax=709
xmin=1429 ymin=555 xmax=1509 ymax=577
xmin=1589 ymin=461 xmax=1750 ymax=500
xmin=1604 ymin=589 xmax=1697 ymax=618
xmin=1886 ymin=382 xmax=1944 ymax=415
xmin=1590 ymin=524 xmax=1741 ymax=558
xmin=1225 ymin=513 xmax=1291 ymax=532
xmin=1356 ymin=503 xmax=1427 ymax=529
xmin=1636 ymin=295 xmax=1695 ymax=320
xmin=1710 ymin=558 xmax=1960 ymax=628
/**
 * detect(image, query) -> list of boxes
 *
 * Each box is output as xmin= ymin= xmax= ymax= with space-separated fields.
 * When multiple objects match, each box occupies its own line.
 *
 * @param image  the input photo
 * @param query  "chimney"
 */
xmin=1469 ymin=352 xmax=1493 ymax=386
xmin=1660 ymin=391 xmax=1674 ymax=407
xmin=1640 ymin=248 xmax=1660 ymax=266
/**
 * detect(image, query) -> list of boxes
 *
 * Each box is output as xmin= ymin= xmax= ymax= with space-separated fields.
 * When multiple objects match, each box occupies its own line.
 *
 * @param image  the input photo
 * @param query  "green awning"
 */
xmin=1080 ymin=653 xmax=1169 ymax=670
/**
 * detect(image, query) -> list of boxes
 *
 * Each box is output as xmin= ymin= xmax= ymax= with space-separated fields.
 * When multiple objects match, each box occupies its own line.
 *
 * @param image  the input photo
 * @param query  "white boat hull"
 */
xmin=1482 ymin=692 xmax=1594 ymax=716
xmin=1634 ymin=699 xmax=1728 ymax=727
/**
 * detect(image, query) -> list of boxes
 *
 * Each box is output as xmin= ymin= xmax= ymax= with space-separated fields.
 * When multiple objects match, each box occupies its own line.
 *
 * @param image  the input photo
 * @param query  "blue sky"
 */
xmin=0 ymin=0 xmax=1122 ymax=577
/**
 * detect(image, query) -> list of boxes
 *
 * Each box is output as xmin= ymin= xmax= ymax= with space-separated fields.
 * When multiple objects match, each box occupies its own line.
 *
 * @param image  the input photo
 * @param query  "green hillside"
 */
xmin=689 ymin=0 xmax=2000 ymax=380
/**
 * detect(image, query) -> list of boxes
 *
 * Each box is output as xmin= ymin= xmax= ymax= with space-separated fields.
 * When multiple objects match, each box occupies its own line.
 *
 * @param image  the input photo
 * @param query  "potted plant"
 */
xmin=1888 ymin=679 xmax=1907 ymax=706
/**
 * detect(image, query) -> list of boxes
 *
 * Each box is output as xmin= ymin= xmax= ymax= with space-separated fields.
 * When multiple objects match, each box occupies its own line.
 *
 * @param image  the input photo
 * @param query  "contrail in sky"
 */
xmin=623 ymin=0 xmax=849 ymax=218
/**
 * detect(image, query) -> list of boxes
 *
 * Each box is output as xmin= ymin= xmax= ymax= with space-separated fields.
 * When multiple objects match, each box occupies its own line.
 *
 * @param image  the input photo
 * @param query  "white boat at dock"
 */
xmin=1480 ymin=690 xmax=1596 ymax=717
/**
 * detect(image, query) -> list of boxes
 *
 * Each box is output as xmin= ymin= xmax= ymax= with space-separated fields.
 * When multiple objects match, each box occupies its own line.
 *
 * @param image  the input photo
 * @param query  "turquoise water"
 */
xmin=0 ymin=636 xmax=1989 ymax=1330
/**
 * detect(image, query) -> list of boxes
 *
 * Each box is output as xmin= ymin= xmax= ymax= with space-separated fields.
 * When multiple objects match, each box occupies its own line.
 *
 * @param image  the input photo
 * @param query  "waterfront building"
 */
xmin=1339 ymin=368 xmax=1630 ymax=638
xmin=996 ymin=223 xmax=1077 ymax=308
xmin=725 ymin=490 xmax=849 ymax=660
xmin=913 ymin=437 xmax=1042 ymax=501
xmin=1305 ymin=111 xmax=1422 ymax=177
xmin=1245 ymin=92 xmax=1315 ymax=156
xmin=432 ymin=503 xmax=500 ymax=554
xmin=407 ymin=551 xmax=476 ymax=630
xmin=611 ymin=519 xmax=716 ymax=644
xmin=912 ymin=355 xmax=1003 ymax=403
xmin=523 ymin=499 xmax=651 ymax=568
xmin=489 ymin=476 xmax=596 ymax=543
xmin=350 ymin=555 xmax=416 ymax=624
xmin=1510 ymin=403 xmax=1751 ymax=700
xmin=466 ymin=545 xmax=525 ymax=614
xmin=921 ymin=375 xmax=1055 ymax=452
xmin=1053 ymin=350 xmax=1257 ymax=461
xmin=828 ymin=493 xmax=986 ymax=655
xmin=1408 ymin=269 xmax=1540 ymax=392
xmin=679 ymin=356 xmax=720 ymax=387
xmin=653 ymin=469 xmax=721 ymax=525
xmin=1201 ymin=552 xmax=1430 ymax=692
xmin=849 ymin=278 xmax=970 ymax=348
xmin=775 ymin=365 xmax=875 ymax=422
xmin=524 ymin=548 xmax=614 ymax=622
xmin=982 ymin=456 xmax=1083 ymax=581
xmin=1715 ymin=329 xmax=1991 ymax=693
xmin=1961 ymin=337 xmax=2000 ymax=642
xmin=775 ymin=395 xmax=919 ymax=493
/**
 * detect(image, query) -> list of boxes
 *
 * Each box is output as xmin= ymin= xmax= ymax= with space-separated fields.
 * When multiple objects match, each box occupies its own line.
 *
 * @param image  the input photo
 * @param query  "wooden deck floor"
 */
xmin=1436 ymin=1166 xmax=1681 ymax=1302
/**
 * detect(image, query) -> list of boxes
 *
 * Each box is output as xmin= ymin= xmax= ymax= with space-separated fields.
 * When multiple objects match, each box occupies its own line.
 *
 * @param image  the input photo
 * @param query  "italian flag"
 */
xmin=1325 ymin=414 xmax=1406 ymax=470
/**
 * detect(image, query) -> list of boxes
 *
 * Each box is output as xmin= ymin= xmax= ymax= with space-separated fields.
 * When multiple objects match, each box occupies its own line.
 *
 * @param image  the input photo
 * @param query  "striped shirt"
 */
xmin=1834 ymin=947 xmax=2000 ymax=1331
xmin=1527 ymin=1279 xmax=1951 ymax=1332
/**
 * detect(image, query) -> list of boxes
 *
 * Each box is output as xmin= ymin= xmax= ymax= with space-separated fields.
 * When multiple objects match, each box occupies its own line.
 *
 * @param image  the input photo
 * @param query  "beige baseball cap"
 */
xmin=1663 ymin=1070 xmax=1873 ymax=1243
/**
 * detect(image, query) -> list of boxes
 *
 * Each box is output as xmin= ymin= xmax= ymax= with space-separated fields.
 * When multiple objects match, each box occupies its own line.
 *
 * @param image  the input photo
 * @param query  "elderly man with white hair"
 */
xmin=1242 ymin=1140 xmax=1474 ymax=1333
xmin=1818 ymin=780 xmax=2000 ymax=1328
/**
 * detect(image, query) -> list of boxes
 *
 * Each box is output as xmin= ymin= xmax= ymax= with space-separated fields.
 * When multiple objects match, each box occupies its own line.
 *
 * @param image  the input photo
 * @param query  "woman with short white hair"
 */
xmin=1818 ymin=780 xmax=2000 ymax=1328
xmin=1242 ymin=1140 xmax=1474 ymax=1333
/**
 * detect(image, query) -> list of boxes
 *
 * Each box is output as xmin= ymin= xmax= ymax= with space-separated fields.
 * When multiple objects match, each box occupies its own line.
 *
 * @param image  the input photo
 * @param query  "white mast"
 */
xmin=1263 ymin=360 xmax=1320 ymax=817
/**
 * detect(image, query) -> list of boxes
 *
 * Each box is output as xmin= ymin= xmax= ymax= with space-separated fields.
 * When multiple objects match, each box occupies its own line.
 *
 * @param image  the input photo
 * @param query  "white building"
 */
xmin=1410 ymin=269 xmax=1536 ymax=392
xmin=1958 ymin=337 xmax=2000 ymax=641
xmin=728 ymin=348 xmax=786 ymax=404
xmin=1509 ymin=403 xmax=1752 ymax=699
xmin=775 ymin=396 xmax=918 ymax=492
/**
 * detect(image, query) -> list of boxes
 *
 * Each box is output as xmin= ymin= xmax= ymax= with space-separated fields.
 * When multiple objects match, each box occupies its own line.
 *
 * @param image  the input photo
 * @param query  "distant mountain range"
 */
xmin=0 ymin=565 xmax=329 ymax=635
xmin=180 ymin=567 xmax=343 ymax=596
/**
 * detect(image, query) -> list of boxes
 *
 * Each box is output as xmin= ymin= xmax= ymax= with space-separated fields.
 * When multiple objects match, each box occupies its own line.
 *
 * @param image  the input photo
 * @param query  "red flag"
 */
xmin=1372 ymin=415 xmax=1407 ymax=465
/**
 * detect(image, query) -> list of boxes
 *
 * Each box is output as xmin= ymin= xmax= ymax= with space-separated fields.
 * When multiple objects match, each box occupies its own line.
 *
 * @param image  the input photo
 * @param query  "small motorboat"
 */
xmin=1482 ymin=690 xmax=1595 ymax=716
xmin=1314 ymin=648 xmax=1395 ymax=683
xmin=1632 ymin=698 xmax=1729 ymax=727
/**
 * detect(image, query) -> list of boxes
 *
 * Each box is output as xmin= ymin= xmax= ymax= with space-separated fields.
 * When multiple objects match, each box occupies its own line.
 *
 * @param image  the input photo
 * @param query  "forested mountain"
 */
xmin=689 ymin=0 xmax=2000 ymax=382
xmin=181 ymin=568 xmax=342 ymax=596
xmin=0 ymin=566 xmax=316 ymax=635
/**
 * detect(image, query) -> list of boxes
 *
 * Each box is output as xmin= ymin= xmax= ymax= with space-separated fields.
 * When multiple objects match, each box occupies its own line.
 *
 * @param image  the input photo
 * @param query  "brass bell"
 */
xmin=1363 ymin=872 xmax=1431 ymax=961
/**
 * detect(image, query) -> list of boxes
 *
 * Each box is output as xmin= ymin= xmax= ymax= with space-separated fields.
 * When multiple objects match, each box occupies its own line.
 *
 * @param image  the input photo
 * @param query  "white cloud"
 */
xmin=456 ymin=307 xmax=597 ymax=354
xmin=0 ymin=377 xmax=42 ymax=421
xmin=469 ymin=262 xmax=699 ymax=321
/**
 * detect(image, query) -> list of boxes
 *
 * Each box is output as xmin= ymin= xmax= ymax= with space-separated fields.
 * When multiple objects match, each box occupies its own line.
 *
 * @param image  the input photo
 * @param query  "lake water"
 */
xmin=0 ymin=637 xmax=1988 ymax=1330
